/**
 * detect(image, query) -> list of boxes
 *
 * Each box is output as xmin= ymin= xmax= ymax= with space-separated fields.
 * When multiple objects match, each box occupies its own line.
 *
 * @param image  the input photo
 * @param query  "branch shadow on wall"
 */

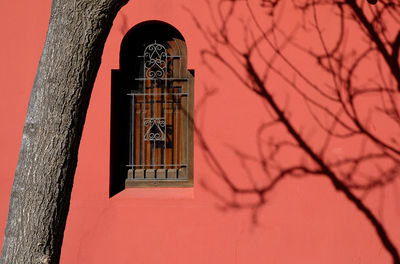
xmin=186 ymin=0 xmax=400 ymax=263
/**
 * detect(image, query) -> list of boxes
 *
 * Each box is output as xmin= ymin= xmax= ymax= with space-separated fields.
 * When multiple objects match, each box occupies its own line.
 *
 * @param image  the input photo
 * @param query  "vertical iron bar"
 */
xmin=175 ymin=94 xmax=177 ymax=170
xmin=149 ymin=83 xmax=152 ymax=166
xmin=164 ymin=55 xmax=168 ymax=170
xmin=186 ymin=90 xmax=189 ymax=176
xmin=172 ymin=94 xmax=175 ymax=167
xmin=142 ymin=60 xmax=146 ymax=171
xmin=139 ymin=102 xmax=143 ymax=167
xmin=131 ymin=95 xmax=135 ymax=173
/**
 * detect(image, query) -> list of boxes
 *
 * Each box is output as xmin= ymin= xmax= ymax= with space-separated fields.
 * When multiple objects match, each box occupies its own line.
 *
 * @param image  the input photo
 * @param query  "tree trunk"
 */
xmin=0 ymin=0 xmax=129 ymax=263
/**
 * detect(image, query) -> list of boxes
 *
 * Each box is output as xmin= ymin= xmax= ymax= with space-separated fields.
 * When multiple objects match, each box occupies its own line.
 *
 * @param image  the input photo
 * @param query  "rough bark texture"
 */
xmin=0 ymin=0 xmax=129 ymax=263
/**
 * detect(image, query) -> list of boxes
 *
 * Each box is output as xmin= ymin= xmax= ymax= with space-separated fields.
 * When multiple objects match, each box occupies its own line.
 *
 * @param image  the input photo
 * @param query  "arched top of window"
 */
xmin=119 ymin=20 xmax=187 ymax=75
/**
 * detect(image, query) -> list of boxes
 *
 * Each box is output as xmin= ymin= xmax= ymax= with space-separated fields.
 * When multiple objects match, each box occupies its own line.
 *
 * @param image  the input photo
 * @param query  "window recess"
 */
xmin=110 ymin=21 xmax=194 ymax=194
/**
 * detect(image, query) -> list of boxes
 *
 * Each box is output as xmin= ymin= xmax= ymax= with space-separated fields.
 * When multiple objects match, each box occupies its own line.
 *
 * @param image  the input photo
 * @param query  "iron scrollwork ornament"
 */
xmin=144 ymin=42 xmax=167 ymax=79
xmin=144 ymin=118 xmax=166 ymax=141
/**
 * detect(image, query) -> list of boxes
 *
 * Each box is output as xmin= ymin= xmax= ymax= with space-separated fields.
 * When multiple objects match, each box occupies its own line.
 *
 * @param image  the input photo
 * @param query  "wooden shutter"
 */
xmin=125 ymin=38 xmax=193 ymax=187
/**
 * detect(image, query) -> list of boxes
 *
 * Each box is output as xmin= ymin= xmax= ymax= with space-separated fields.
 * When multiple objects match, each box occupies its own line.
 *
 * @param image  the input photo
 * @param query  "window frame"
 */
xmin=110 ymin=21 xmax=194 ymax=194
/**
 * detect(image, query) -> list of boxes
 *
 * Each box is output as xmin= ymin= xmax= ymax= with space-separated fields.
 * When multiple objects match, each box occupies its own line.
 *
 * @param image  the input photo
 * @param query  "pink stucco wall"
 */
xmin=1 ymin=1 xmax=399 ymax=264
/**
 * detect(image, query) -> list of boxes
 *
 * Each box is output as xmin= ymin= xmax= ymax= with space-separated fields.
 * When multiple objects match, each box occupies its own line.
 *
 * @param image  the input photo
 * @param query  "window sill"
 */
xmin=125 ymin=178 xmax=193 ymax=188
xmin=111 ymin=186 xmax=194 ymax=200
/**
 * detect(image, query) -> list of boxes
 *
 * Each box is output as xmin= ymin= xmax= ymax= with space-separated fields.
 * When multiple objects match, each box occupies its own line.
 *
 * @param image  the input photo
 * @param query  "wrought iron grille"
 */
xmin=127 ymin=41 xmax=189 ymax=180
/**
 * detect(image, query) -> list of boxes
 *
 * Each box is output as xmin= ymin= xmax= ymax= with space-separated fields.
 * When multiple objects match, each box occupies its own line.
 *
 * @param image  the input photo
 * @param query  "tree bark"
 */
xmin=0 ymin=0 xmax=129 ymax=263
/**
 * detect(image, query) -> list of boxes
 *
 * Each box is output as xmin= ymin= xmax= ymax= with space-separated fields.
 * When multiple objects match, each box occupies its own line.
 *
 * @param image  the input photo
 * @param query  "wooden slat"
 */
xmin=134 ymin=101 xmax=141 ymax=166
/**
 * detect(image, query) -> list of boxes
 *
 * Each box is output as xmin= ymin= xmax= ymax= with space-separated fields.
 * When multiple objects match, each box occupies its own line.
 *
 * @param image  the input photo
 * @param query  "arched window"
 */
xmin=110 ymin=21 xmax=194 ymax=195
